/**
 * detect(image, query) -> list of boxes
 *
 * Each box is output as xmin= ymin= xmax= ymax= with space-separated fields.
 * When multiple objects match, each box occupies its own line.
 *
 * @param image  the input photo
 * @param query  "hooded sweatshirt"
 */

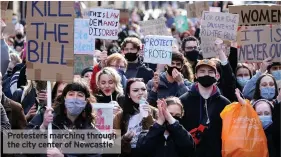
xmin=147 ymin=72 xmax=192 ymax=106
xmin=179 ymin=83 xmax=230 ymax=157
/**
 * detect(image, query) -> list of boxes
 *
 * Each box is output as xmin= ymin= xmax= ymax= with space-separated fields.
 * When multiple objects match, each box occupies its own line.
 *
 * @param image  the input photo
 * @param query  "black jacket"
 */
xmin=95 ymin=91 xmax=125 ymax=109
xmin=217 ymin=62 xmax=237 ymax=102
xmin=265 ymin=124 xmax=277 ymax=157
xmin=137 ymin=121 xmax=195 ymax=157
xmin=179 ymin=83 xmax=230 ymax=157
xmin=272 ymin=100 xmax=280 ymax=157
xmin=125 ymin=59 xmax=154 ymax=84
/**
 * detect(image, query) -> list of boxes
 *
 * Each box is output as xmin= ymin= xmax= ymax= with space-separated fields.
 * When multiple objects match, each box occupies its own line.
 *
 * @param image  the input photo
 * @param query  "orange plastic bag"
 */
xmin=220 ymin=100 xmax=269 ymax=157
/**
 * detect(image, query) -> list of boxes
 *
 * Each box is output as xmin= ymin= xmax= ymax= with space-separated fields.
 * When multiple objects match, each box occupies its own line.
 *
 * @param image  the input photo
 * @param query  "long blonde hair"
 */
xmin=96 ymin=67 xmax=123 ymax=95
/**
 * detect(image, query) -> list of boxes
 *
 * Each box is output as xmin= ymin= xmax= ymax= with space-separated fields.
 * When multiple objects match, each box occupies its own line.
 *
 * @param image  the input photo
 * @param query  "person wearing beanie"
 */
xmin=81 ymin=66 xmax=93 ymax=80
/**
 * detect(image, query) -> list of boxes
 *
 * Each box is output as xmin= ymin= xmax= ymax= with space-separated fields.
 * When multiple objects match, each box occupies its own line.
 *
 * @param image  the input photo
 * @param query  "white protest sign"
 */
xmin=89 ymin=8 xmax=120 ymax=40
xmin=201 ymin=37 xmax=231 ymax=58
xmin=92 ymin=103 xmax=114 ymax=132
xmin=139 ymin=18 xmax=171 ymax=36
xmin=143 ymin=35 xmax=173 ymax=65
xmin=209 ymin=7 xmax=221 ymax=12
xmin=74 ymin=19 xmax=95 ymax=54
xmin=200 ymin=12 xmax=239 ymax=41
xmin=237 ymin=25 xmax=281 ymax=63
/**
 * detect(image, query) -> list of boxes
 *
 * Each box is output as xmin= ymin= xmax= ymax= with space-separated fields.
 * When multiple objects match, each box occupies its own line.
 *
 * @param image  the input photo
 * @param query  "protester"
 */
xmin=13 ymin=29 xmax=25 ymax=53
xmin=252 ymin=74 xmax=279 ymax=102
xmin=81 ymin=66 xmax=93 ymax=80
xmin=236 ymin=64 xmax=252 ymax=91
xmin=90 ymin=52 xmax=128 ymax=94
xmin=121 ymin=37 xmax=154 ymax=83
xmin=253 ymin=99 xmax=277 ymax=157
xmin=181 ymin=36 xmax=203 ymax=73
xmin=12 ymin=81 xmax=48 ymax=122
xmin=95 ymin=67 xmax=124 ymax=114
xmin=114 ymin=78 xmax=157 ymax=157
xmin=1 ymin=25 xmax=10 ymax=75
xmin=179 ymin=59 xmax=230 ymax=157
xmin=147 ymin=52 xmax=192 ymax=106
xmin=28 ymin=79 xmax=100 ymax=157
xmin=209 ymin=41 xmax=237 ymax=102
xmin=0 ymin=72 xmax=26 ymax=129
xmin=137 ymin=97 xmax=195 ymax=157
xmin=51 ymin=82 xmax=67 ymax=103
xmin=243 ymin=58 xmax=280 ymax=99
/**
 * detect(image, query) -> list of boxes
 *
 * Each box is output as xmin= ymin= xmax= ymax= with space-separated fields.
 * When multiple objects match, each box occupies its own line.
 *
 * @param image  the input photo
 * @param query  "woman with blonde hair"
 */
xmin=95 ymin=67 xmax=124 ymax=113
xmin=90 ymin=52 xmax=128 ymax=94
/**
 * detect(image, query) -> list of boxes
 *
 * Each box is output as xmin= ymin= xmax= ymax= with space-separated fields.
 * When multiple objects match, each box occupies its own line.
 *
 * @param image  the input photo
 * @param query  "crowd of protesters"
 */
xmin=1 ymin=2 xmax=281 ymax=157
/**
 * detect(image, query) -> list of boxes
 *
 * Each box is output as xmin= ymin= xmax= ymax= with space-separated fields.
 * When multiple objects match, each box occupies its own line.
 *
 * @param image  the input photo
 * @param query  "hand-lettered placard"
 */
xmin=186 ymin=2 xmax=209 ymax=18
xmin=201 ymin=37 xmax=231 ymax=58
xmin=139 ymin=18 xmax=171 ymax=36
xmin=26 ymin=1 xmax=74 ymax=82
xmin=200 ymin=12 xmax=239 ymax=41
xmin=74 ymin=19 xmax=95 ymax=54
xmin=89 ymin=8 xmax=120 ymax=40
xmin=143 ymin=35 xmax=173 ymax=64
xmin=237 ymin=25 xmax=281 ymax=63
xmin=74 ymin=54 xmax=94 ymax=75
xmin=92 ymin=103 xmax=114 ymax=132
xmin=229 ymin=5 xmax=281 ymax=26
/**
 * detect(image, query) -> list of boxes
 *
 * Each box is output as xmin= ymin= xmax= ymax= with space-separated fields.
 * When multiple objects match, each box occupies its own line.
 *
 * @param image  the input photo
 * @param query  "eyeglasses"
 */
xmin=109 ymin=65 xmax=126 ymax=70
xmin=185 ymin=46 xmax=198 ymax=51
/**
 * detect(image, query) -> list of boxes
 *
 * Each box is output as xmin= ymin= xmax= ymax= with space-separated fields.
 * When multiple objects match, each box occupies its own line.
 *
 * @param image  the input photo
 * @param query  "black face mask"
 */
xmin=197 ymin=75 xmax=217 ymax=88
xmin=16 ymin=33 xmax=23 ymax=39
xmin=185 ymin=49 xmax=199 ymax=62
xmin=166 ymin=66 xmax=181 ymax=76
xmin=125 ymin=53 xmax=138 ymax=62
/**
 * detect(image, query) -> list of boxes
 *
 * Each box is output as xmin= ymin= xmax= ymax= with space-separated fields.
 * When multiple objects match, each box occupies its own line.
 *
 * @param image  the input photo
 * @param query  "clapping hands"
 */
xmin=156 ymin=99 xmax=176 ymax=125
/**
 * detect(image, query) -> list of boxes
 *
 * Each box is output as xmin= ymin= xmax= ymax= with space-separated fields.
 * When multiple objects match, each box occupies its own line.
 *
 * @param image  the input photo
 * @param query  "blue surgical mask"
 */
xmin=65 ymin=98 xmax=87 ymax=116
xmin=237 ymin=77 xmax=250 ymax=87
xmin=260 ymin=87 xmax=276 ymax=100
xmin=259 ymin=115 xmax=272 ymax=129
xmin=12 ymin=19 xmax=17 ymax=25
xmin=271 ymin=70 xmax=281 ymax=81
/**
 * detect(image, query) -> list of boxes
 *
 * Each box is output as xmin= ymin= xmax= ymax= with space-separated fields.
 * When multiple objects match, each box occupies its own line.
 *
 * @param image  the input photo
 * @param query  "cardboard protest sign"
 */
xmin=89 ymin=8 xmax=120 ymax=40
xmin=139 ymin=18 xmax=171 ymax=36
xmin=175 ymin=15 xmax=189 ymax=33
xmin=200 ymin=12 xmax=239 ymax=41
xmin=186 ymin=2 xmax=209 ymax=18
xmin=186 ymin=3 xmax=196 ymax=18
xmin=74 ymin=54 xmax=93 ymax=75
xmin=194 ymin=2 xmax=209 ymax=18
xmin=200 ymin=37 xmax=231 ymax=58
xmin=143 ymin=35 xmax=173 ymax=64
xmin=237 ymin=25 xmax=281 ymax=63
xmin=1 ymin=1 xmax=9 ymax=10
xmin=92 ymin=103 xmax=114 ymax=132
xmin=26 ymin=1 xmax=74 ymax=82
xmin=229 ymin=5 xmax=281 ymax=26
xmin=74 ymin=19 xmax=95 ymax=54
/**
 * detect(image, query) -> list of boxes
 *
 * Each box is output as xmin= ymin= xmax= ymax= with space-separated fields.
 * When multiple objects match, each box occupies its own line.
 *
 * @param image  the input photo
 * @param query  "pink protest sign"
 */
xmin=92 ymin=103 xmax=114 ymax=132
